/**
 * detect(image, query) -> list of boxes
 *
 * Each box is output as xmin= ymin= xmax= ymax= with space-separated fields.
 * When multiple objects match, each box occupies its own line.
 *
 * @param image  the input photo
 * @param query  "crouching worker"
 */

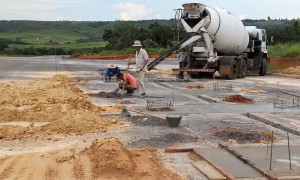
xmin=115 ymin=73 xmax=138 ymax=95
xmin=104 ymin=64 xmax=120 ymax=81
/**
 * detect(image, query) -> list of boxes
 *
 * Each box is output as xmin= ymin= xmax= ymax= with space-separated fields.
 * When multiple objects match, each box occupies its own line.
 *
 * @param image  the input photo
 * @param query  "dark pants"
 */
xmin=119 ymin=83 xmax=137 ymax=94
xmin=178 ymin=62 xmax=186 ymax=79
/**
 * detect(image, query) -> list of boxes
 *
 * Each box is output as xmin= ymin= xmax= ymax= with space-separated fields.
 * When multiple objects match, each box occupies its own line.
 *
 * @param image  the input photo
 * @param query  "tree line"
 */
xmin=0 ymin=20 xmax=299 ymax=56
xmin=103 ymin=22 xmax=174 ymax=50
xmin=267 ymin=21 xmax=300 ymax=43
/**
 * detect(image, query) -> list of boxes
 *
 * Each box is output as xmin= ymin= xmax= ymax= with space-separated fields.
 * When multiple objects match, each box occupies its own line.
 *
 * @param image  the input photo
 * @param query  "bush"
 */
xmin=269 ymin=43 xmax=300 ymax=57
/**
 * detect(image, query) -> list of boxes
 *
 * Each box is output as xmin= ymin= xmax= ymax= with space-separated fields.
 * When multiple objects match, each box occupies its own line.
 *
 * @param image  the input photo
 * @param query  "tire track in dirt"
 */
xmin=0 ymin=156 xmax=18 ymax=179
xmin=45 ymin=165 xmax=59 ymax=180
xmin=73 ymin=155 xmax=91 ymax=180
xmin=4 ymin=155 xmax=30 ymax=180
xmin=0 ymin=139 xmax=185 ymax=180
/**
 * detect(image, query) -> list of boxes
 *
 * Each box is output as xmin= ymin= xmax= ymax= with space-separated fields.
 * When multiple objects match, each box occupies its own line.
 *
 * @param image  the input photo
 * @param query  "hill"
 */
xmin=0 ymin=19 xmax=298 ymax=56
xmin=0 ymin=20 xmax=173 ymax=44
xmin=0 ymin=19 xmax=296 ymax=44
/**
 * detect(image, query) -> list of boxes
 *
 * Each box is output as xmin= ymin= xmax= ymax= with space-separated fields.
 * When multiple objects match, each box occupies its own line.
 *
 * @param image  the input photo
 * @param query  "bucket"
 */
xmin=166 ymin=115 xmax=182 ymax=127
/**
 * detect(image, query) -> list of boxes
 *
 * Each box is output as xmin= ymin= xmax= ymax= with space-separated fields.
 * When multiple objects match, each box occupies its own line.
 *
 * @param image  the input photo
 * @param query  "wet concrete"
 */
xmin=231 ymin=146 xmax=300 ymax=177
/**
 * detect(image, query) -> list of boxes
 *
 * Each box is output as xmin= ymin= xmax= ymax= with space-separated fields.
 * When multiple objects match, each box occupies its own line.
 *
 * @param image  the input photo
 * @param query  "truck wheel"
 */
xmin=259 ymin=58 xmax=267 ymax=76
xmin=238 ymin=58 xmax=247 ymax=78
xmin=226 ymin=59 xmax=238 ymax=80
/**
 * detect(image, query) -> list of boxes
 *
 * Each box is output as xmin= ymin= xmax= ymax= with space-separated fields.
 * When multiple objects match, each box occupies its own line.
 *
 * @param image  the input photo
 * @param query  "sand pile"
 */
xmin=0 ymin=138 xmax=184 ymax=179
xmin=186 ymin=84 xmax=204 ymax=89
xmin=241 ymin=87 xmax=266 ymax=93
xmin=0 ymin=75 xmax=124 ymax=139
xmin=83 ymin=138 xmax=184 ymax=179
xmin=224 ymin=94 xmax=253 ymax=103
xmin=282 ymin=66 xmax=300 ymax=75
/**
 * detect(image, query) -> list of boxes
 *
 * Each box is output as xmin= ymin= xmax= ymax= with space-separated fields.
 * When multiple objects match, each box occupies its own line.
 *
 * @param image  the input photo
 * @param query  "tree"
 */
xmin=148 ymin=22 xmax=173 ymax=47
xmin=103 ymin=23 xmax=139 ymax=49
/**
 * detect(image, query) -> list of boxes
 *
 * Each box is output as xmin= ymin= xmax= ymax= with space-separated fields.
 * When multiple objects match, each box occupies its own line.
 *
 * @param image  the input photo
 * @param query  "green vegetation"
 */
xmin=0 ymin=19 xmax=299 ymax=56
xmin=269 ymin=43 xmax=300 ymax=57
xmin=267 ymin=65 xmax=279 ymax=71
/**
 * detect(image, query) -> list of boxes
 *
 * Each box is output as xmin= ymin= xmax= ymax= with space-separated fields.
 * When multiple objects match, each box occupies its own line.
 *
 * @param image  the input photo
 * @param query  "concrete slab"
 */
xmin=250 ymin=112 xmax=300 ymax=137
xmin=194 ymin=147 xmax=264 ymax=178
xmin=231 ymin=146 xmax=300 ymax=177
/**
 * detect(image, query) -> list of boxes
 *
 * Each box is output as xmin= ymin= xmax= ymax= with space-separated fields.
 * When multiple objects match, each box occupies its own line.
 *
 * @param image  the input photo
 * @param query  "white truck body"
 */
xmin=148 ymin=3 xmax=269 ymax=79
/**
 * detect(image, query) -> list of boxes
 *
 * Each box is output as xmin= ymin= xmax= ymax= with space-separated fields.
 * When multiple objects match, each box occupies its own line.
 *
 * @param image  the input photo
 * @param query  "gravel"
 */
xmin=127 ymin=133 xmax=199 ymax=148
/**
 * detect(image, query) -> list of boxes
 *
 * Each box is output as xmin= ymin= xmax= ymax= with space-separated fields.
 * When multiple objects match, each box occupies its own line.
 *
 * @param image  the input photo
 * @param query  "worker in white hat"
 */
xmin=103 ymin=63 xmax=120 ymax=81
xmin=130 ymin=40 xmax=149 ymax=97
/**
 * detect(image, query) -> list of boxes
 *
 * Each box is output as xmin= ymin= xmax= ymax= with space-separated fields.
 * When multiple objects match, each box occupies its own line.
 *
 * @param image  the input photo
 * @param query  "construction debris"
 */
xmin=214 ymin=128 xmax=274 ymax=144
xmin=98 ymin=91 xmax=133 ymax=98
xmin=224 ymin=94 xmax=253 ymax=103
xmin=128 ymin=133 xmax=199 ymax=148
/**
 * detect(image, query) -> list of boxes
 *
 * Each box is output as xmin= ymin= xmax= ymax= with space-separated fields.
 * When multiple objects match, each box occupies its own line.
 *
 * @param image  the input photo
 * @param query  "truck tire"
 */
xmin=259 ymin=58 xmax=267 ymax=76
xmin=225 ymin=59 xmax=238 ymax=80
xmin=238 ymin=58 xmax=247 ymax=78
xmin=188 ymin=72 xmax=204 ymax=79
xmin=219 ymin=57 xmax=238 ymax=80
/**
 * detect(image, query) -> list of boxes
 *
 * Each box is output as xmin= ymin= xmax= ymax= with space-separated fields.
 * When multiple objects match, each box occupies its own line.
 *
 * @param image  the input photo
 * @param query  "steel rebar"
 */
xmin=287 ymin=132 xmax=292 ymax=170
xmin=270 ymin=131 xmax=274 ymax=170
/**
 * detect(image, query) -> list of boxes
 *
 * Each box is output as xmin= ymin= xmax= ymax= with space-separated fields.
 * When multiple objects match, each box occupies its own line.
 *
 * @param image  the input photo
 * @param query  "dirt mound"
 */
xmin=282 ymin=66 xmax=300 ymax=75
xmin=224 ymin=94 xmax=253 ymax=103
xmin=269 ymin=56 xmax=300 ymax=76
xmin=0 ymin=138 xmax=184 ymax=179
xmin=83 ymin=138 xmax=184 ymax=179
xmin=186 ymin=84 xmax=204 ymax=89
xmin=214 ymin=128 xmax=274 ymax=144
xmin=0 ymin=75 xmax=124 ymax=140
xmin=270 ymin=56 xmax=300 ymax=69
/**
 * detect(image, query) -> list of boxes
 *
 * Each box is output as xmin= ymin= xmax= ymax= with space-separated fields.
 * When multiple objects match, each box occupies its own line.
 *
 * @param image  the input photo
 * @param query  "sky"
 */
xmin=0 ymin=0 xmax=299 ymax=21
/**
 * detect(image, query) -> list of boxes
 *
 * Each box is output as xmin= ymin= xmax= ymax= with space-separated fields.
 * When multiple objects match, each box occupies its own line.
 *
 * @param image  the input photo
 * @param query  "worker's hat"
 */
xmin=132 ymin=40 xmax=142 ymax=47
xmin=108 ymin=64 xmax=116 ymax=68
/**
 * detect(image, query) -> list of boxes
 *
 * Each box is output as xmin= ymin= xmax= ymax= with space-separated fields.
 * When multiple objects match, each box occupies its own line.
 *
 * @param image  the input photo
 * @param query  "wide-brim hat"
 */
xmin=108 ymin=64 xmax=116 ymax=68
xmin=132 ymin=40 xmax=142 ymax=47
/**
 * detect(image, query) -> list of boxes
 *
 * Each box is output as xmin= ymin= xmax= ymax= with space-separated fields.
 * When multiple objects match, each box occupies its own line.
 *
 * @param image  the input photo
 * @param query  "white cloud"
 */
xmin=239 ymin=15 xmax=246 ymax=20
xmin=112 ymin=2 xmax=152 ymax=20
xmin=0 ymin=0 xmax=88 ymax=20
xmin=1 ymin=10 xmax=73 ymax=21
xmin=0 ymin=0 xmax=86 ymax=11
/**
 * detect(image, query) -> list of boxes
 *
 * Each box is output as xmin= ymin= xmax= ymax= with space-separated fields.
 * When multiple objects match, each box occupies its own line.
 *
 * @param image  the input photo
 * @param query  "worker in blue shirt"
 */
xmin=104 ymin=64 xmax=120 ymax=81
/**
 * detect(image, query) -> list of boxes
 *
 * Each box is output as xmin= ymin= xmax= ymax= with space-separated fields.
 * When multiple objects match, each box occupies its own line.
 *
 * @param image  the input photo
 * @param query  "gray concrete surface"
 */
xmin=1 ymin=56 xmax=300 ymax=178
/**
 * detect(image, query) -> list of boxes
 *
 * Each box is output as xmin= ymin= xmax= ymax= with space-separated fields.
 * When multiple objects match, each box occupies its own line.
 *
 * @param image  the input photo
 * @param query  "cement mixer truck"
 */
xmin=147 ymin=3 xmax=270 ymax=79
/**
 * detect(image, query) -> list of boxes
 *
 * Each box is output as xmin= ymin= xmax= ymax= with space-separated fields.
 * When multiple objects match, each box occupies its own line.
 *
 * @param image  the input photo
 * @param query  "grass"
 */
xmin=9 ymin=41 xmax=108 ymax=49
xmin=267 ymin=65 xmax=279 ymax=71
xmin=269 ymin=43 xmax=300 ymax=57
